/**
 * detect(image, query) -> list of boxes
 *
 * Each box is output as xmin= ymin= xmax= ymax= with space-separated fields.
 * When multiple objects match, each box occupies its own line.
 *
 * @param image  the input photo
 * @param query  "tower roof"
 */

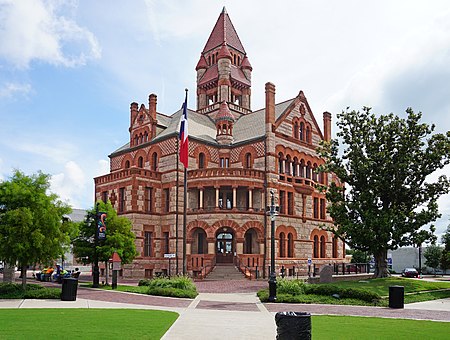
xmin=195 ymin=55 xmax=208 ymax=70
xmin=216 ymin=101 xmax=235 ymax=122
xmin=202 ymin=7 xmax=246 ymax=54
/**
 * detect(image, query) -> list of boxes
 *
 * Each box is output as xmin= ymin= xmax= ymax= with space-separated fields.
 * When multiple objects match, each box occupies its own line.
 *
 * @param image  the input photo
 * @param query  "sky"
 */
xmin=0 ymin=0 xmax=449 ymax=238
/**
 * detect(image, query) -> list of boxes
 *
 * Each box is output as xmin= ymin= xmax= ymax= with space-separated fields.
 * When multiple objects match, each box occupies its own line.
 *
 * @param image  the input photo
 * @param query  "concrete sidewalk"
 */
xmin=161 ymin=293 xmax=276 ymax=340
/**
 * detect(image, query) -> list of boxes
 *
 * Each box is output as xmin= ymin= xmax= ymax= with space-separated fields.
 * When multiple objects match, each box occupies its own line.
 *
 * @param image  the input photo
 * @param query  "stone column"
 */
xmin=208 ymin=239 xmax=215 ymax=254
xmin=232 ymin=187 xmax=237 ymax=209
xmin=215 ymin=187 xmax=220 ymax=209
xmin=248 ymin=189 xmax=253 ymax=210
xmin=236 ymin=241 xmax=243 ymax=255
xmin=186 ymin=243 xmax=192 ymax=255
xmin=199 ymin=188 xmax=204 ymax=209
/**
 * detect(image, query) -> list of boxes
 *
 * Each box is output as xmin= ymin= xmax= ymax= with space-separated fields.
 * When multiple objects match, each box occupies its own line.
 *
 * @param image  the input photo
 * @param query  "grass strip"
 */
xmin=312 ymin=315 xmax=449 ymax=340
xmin=0 ymin=309 xmax=178 ymax=340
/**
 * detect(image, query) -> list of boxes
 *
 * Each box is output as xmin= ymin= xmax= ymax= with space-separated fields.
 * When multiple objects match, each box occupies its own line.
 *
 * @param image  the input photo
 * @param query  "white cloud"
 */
xmin=0 ymin=82 xmax=32 ymax=98
xmin=0 ymin=0 xmax=101 ymax=68
xmin=50 ymin=160 xmax=85 ymax=207
xmin=7 ymin=140 xmax=78 ymax=164
xmin=95 ymin=159 xmax=110 ymax=177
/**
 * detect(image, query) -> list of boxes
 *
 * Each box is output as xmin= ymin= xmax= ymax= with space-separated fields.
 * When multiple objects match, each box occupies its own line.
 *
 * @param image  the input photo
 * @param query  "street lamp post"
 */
xmin=92 ymin=203 xmax=100 ymax=288
xmin=268 ymin=190 xmax=278 ymax=302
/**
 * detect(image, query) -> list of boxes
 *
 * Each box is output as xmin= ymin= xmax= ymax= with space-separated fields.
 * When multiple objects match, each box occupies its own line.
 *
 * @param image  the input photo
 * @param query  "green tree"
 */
xmin=73 ymin=201 xmax=137 ymax=283
xmin=440 ymin=225 xmax=450 ymax=273
xmin=318 ymin=107 xmax=450 ymax=278
xmin=424 ymin=244 xmax=442 ymax=275
xmin=347 ymin=249 xmax=370 ymax=264
xmin=0 ymin=170 xmax=73 ymax=288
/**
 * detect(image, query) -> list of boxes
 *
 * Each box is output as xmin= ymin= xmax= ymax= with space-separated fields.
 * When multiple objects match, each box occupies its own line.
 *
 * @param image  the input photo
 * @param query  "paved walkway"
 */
xmin=1 ymin=277 xmax=450 ymax=339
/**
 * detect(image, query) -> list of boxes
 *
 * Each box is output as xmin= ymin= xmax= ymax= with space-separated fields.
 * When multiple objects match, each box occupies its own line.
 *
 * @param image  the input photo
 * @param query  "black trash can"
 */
xmin=61 ymin=278 xmax=78 ymax=301
xmin=275 ymin=312 xmax=311 ymax=340
xmin=389 ymin=285 xmax=404 ymax=308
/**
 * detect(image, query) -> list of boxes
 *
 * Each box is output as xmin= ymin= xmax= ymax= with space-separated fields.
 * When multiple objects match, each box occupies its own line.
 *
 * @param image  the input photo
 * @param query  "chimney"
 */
xmin=149 ymin=93 xmax=157 ymax=121
xmin=323 ymin=111 xmax=332 ymax=142
xmin=265 ymin=82 xmax=276 ymax=127
xmin=130 ymin=102 xmax=138 ymax=129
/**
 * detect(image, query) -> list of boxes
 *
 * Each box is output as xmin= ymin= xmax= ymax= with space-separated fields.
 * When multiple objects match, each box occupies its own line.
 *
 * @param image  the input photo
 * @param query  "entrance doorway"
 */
xmin=216 ymin=230 xmax=234 ymax=263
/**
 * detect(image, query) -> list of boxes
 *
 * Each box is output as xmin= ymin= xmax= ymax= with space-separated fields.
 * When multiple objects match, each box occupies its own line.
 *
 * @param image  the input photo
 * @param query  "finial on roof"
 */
xmin=222 ymin=6 xmax=227 ymax=14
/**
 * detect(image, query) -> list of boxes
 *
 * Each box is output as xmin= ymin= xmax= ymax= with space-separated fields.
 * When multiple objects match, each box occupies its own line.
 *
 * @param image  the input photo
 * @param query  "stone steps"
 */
xmin=205 ymin=264 xmax=245 ymax=280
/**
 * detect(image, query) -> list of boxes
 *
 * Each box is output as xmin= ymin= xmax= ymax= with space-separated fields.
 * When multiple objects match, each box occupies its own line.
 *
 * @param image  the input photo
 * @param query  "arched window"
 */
xmin=279 ymin=232 xmax=286 ymax=257
xmin=294 ymin=122 xmax=299 ymax=139
xmin=306 ymin=126 xmax=311 ymax=143
xmin=278 ymin=153 xmax=284 ymax=174
xmin=238 ymin=56 xmax=240 ymax=65
xmin=306 ymin=162 xmax=311 ymax=179
xmin=313 ymin=164 xmax=318 ymax=182
xmin=125 ymin=160 xmax=130 ymax=169
xmin=208 ymin=55 xmax=211 ymax=65
xmin=320 ymin=236 xmax=326 ymax=258
xmin=199 ymin=152 xmax=205 ymax=169
xmin=287 ymin=233 xmax=294 ymax=258
xmin=233 ymin=54 xmax=236 ymax=65
xmin=292 ymin=157 xmax=298 ymax=177
xmin=138 ymin=156 xmax=144 ymax=168
xmin=319 ymin=171 xmax=325 ymax=184
xmin=151 ymin=152 xmax=158 ymax=171
xmin=313 ymin=235 xmax=319 ymax=258
xmin=299 ymin=160 xmax=305 ymax=178
xmin=300 ymin=122 xmax=305 ymax=140
xmin=244 ymin=229 xmax=258 ymax=254
xmin=212 ymin=54 xmax=215 ymax=64
xmin=245 ymin=153 xmax=252 ymax=169
xmin=139 ymin=133 xmax=143 ymax=144
xmin=285 ymin=155 xmax=291 ymax=175
xmin=193 ymin=229 xmax=207 ymax=254
xmin=134 ymin=135 xmax=139 ymax=146
xmin=332 ymin=236 xmax=338 ymax=258
xmin=144 ymin=131 xmax=148 ymax=142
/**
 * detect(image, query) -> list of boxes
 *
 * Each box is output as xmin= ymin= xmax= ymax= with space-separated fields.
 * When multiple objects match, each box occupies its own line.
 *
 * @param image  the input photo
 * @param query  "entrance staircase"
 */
xmin=204 ymin=263 xmax=245 ymax=280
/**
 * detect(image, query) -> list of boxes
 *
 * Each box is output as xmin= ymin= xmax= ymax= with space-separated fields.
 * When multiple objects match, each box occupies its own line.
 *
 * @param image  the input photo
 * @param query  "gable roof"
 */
xmin=110 ymin=97 xmax=304 ymax=156
xmin=202 ymin=7 xmax=246 ymax=54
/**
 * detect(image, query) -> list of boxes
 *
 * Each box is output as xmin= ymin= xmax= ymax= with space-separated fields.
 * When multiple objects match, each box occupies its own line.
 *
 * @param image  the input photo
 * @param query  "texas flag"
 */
xmin=179 ymin=91 xmax=189 ymax=168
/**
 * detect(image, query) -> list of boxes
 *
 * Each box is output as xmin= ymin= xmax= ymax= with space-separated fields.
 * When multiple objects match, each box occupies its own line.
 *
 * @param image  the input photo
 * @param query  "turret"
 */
xmin=215 ymin=101 xmax=234 ymax=145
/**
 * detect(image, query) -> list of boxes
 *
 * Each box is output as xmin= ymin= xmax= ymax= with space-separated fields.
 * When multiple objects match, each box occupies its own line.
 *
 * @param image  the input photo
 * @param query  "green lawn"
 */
xmin=329 ymin=277 xmax=450 ymax=296
xmin=312 ymin=315 xmax=449 ymax=339
xmin=1 ymin=309 xmax=178 ymax=339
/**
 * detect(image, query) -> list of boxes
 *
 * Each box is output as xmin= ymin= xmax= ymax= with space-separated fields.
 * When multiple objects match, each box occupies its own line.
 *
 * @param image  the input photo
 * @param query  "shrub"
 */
xmin=277 ymin=278 xmax=306 ymax=295
xmin=138 ymin=276 xmax=197 ymax=298
xmin=24 ymin=288 xmax=61 ymax=299
xmin=139 ymin=276 xmax=196 ymax=291
xmin=304 ymin=284 xmax=380 ymax=302
xmin=0 ymin=283 xmax=61 ymax=299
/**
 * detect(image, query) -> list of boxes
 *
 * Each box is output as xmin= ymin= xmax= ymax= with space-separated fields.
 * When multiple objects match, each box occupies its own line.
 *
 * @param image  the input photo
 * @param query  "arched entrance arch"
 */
xmin=216 ymin=227 xmax=235 ymax=263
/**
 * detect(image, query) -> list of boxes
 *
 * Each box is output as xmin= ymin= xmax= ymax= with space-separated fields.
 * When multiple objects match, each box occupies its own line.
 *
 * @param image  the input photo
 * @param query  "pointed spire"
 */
xmin=218 ymin=43 xmax=232 ymax=60
xmin=202 ymin=9 xmax=245 ymax=53
xmin=222 ymin=6 xmax=227 ymax=14
xmin=241 ymin=56 xmax=252 ymax=70
xmin=195 ymin=55 xmax=208 ymax=70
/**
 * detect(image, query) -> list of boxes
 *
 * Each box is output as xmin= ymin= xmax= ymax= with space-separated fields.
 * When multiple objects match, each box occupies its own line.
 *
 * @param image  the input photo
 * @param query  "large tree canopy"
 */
xmin=73 ymin=201 xmax=137 ymax=272
xmin=0 ymin=170 xmax=74 ymax=287
xmin=318 ymin=107 xmax=450 ymax=277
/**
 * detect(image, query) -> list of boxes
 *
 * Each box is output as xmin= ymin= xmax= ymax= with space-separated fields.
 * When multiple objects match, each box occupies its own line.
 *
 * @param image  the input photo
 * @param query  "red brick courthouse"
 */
xmin=94 ymin=8 xmax=345 ymax=279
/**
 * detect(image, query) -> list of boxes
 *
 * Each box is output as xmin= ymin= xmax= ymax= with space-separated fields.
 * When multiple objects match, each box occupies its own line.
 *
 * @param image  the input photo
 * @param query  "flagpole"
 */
xmin=183 ymin=166 xmax=187 ymax=275
xmin=175 ymin=137 xmax=179 ymax=275
xmin=181 ymin=88 xmax=188 ymax=276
